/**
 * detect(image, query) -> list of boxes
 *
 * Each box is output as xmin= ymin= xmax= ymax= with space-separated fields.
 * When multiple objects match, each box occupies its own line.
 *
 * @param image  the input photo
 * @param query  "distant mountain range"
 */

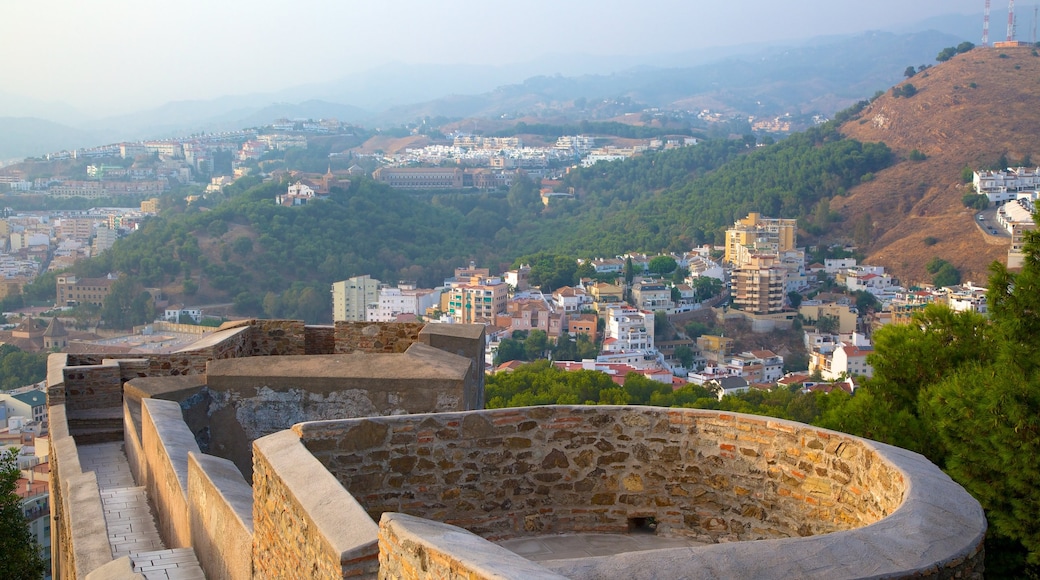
xmin=0 ymin=11 xmax=993 ymax=162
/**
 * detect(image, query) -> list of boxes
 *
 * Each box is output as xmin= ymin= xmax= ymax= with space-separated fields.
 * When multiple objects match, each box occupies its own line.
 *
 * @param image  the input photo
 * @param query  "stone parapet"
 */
xmin=188 ymin=453 xmax=254 ymax=580
xmin=377 ymin=513 xmax=568 ymax=580
xmin=252 ymin=430 xmax=380 ymax=579
xmin=305 ymin=325 xmax=336 ymax=354
xmin=142 ymin=398 xmax=201 ymax=548
xmin=333 ymin=321 xmax=425 ymax=354
xmin=291 ymin=406 xmax=984 ymax=579
xmin=204 ymin=343 xmax=473 ymax=480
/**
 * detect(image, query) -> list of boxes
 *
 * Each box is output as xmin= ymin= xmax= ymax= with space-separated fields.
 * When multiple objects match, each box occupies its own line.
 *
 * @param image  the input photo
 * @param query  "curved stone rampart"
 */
xmin=277 ymin=406 xmax=985 ymax=579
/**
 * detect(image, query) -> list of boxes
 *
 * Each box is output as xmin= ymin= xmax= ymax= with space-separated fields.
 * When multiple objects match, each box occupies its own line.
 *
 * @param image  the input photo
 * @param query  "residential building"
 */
xmin=332 ymin=275 xmax=381 ymax=322
xmin=631 ymin=281 xmax=673 ymax=312
xmin=503 ymin=265 xmax=531 ymax=292
xmin=588 ymin=281 xmax=623 ymax=303
xmin=552 ymin=286 xmax=590 ymax=313
xmin=808 ymin=333 xmax=875 ymax=380
xmin=495 ymin=298 xmax=564 ymax=338
xmin=372 ymin=167 xmax=521 ymax=190
xmin=824 ymin=258 xmax=857 ymax=274
xmin=604 ymin=306 xmax=655 ymax=352
xmin=55 ymin=274 xmax=115 ymax=307
xmin=831 ymin=344 xmax=874 ymax=379
xmin=92 ymin=226 xmax=118 ymax=254
xmin=366 ymin=284 xmax=442 ymax=322
xmin=696 ymin=335 xmax=734 ymax=364
xmin=553 ymin=360 xmax=672 ymax=385
xmin=996 ymin=197 xmax=1038 ymax=268
xmin=798 ymin=302 xmax=858 ymax=334
xmin=724 ymin=212 xmax=797 ymax=267
xmin=973 ymin=167 xmax=1040 ymax=206
xmin=726 ymin=350 xmax=784 ymax=384
xmin=942 ymin=283 xmax=988 ymax=314
xmin=140 ymin=201 xmax=160 ymax=217
xmin=0 ymin=387 xmax=47 ymax=426
xmin=446 ymin=277 xmax=508 ymax=324
xmin=566 ymin=313 xmax=598 ymax=342
xmin=164 ymin=304 xmax=203 ymax=324
xmin=731 ymin=254 xmax=787 ymax=315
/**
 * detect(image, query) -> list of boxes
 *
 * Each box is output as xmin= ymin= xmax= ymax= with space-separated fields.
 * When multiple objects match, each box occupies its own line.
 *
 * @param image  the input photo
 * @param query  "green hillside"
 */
xmin=53 ymin=111 xmax=889 ymax=323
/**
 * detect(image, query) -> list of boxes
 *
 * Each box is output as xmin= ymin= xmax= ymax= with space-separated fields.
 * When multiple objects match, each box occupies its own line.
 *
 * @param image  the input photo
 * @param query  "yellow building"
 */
xmin=141 ymin=198 xmax=161 ymax=213
xmin=799 ymin=303 xmax=858 ymax=334
xmin=724 ymin=212 xmax=797 ymax=266
xmin=446 ymin=277 xmax=508 ymax=324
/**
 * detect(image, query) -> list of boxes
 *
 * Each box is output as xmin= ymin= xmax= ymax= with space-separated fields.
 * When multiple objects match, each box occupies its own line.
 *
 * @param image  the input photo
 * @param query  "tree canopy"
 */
xmin=0 ymin=448 xmax=46 ymax=580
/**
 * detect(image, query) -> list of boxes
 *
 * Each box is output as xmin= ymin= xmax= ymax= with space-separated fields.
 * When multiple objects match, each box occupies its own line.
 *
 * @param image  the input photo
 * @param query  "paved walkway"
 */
xmin=79 ymin=442 xmax=205 ymax=579
xmin=499 ymin=532 xmax=707 ymax=562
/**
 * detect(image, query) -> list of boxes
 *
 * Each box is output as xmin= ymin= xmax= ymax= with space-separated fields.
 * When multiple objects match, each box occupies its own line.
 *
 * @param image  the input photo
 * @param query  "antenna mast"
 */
xmin=1008 ymin=0 xmax=1017 ymax=41
xmin=1033 ymin=4 xmax=1038 ymax=43
xmin=983 ymin=0 xmax=991 ymax=45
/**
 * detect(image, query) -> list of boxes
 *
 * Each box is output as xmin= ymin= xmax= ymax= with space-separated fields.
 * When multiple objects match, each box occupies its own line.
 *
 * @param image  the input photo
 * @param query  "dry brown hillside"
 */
xmin=833 ymin=45 xmax=1040 ymax=286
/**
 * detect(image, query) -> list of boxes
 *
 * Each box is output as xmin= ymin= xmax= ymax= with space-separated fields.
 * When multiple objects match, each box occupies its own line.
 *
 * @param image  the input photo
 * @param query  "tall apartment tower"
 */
xmin=731 ymin=254 xmax=787 ymax=315
xmin=724 ymin=212 xmax=797 ymax=267
xmin=331 ymin=275 xmax=381 ymax=322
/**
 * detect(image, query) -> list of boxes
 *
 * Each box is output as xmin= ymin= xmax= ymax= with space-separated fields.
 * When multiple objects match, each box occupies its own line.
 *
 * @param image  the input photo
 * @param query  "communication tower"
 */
xmin=1033 ymin=4 xmax=1038 ymax=44
xmin=983 ymin=0 xmax=991 ymax=45
xmin=1008 ymin=0 xmax=1017 ymax=42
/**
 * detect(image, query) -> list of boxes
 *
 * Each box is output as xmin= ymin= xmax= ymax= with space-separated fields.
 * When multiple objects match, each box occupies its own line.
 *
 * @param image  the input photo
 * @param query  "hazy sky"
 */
xmin=1 ymin=0 xmax=982 ymax=114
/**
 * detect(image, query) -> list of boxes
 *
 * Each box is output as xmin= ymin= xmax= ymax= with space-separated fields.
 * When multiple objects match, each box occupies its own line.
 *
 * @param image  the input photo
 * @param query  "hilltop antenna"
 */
xmin=983 ymin=0 xmax=991 ymax=45
xmin=1033 ymin=4 xmax=1038 ymax=43
xmin=1008 ymin=0 xmax=1017 ymax=41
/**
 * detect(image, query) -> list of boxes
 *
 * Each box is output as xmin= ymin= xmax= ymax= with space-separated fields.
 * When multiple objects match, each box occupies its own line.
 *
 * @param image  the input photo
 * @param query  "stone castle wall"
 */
xmin=48 ymin=319 xmax=985 ymax=580
xmin=297 ymin=406 xmax=903 ymax=543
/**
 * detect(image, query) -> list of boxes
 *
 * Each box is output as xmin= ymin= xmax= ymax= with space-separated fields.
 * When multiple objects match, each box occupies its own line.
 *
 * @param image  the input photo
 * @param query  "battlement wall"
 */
xmin=276 ymin=406 xmax=984 ymax=579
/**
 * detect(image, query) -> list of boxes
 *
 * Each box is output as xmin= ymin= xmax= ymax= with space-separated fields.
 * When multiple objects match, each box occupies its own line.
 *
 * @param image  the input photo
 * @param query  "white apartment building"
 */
xmin=332 ymin=275 xmax=381 ymax=322
xmin=973 ymin=167 xmax=1040 ymax=206
xmin=551 ymin=286 xmax=590 ymax=313
xmin=604 ymin=306 xmax=655 ymax=352
xmin=365 ymin=285 xmax=442 ymax=322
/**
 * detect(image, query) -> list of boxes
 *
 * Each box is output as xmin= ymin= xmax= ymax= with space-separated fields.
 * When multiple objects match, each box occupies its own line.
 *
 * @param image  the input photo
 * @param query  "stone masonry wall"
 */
xmin=305 ymin=325 xmax=336 ymax=354
xmin=61 ymin=362 xmax=124 ymax=412
xmin=298 ymin=406 xmax=904 ymax=543
xmin=252 ymin=431 xmax=380 ymax=579
xmin=334 ymin=322 xmax=425 ymax=354
xmin=243 ymin=319 xmax=307 ymax=356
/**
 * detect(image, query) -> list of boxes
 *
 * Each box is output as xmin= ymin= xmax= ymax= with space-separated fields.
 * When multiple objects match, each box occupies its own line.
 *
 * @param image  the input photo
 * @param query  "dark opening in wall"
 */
xmin=628 ymin=516 xmax=657 ymax=534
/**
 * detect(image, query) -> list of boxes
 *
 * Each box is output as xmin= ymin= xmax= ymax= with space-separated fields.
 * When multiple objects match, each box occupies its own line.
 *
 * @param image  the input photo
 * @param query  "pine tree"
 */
xmin=0 ymin=448 xmax=46 ymax=580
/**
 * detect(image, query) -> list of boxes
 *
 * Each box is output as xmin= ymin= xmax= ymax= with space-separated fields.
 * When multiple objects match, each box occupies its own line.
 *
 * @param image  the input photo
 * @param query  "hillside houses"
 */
xmin=973 ymin=167 xmax=1040 ymax=206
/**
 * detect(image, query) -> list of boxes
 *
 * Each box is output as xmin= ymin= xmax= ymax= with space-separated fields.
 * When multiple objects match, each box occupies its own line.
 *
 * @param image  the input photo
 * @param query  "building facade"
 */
xmin=332 ymin=275 xmax=381 ymax=322
xmin=731 ymin=255 xmax=787 ymax=315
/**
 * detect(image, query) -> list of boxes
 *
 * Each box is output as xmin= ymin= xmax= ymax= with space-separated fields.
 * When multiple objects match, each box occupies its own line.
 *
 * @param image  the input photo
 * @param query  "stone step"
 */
xmin=130 ymin=548 xmax=205 ymax=579
xmin=71 ymin=426 xmax=124 ymax=444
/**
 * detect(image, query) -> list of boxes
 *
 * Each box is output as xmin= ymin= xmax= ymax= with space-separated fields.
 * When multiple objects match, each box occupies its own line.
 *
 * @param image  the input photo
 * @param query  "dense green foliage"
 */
xmin=936 ymin=42 xmax=976 ymax=62
xmin=0 ymin=345 xmax=48 ymax=390
xmin=0 ymin=448 xmax=46 ymax=580
xmin=485 ymin=360 xmax=847 ymax=425
xmin=551 ymin=123 xmax=890 ymax=251
xmin=926 ymin=257 xmax=961 ymax=288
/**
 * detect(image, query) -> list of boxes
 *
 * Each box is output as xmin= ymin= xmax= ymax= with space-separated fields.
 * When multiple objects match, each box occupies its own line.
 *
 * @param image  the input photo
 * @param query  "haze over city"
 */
xmin=2 ymin=0 xmax=982 ymax=116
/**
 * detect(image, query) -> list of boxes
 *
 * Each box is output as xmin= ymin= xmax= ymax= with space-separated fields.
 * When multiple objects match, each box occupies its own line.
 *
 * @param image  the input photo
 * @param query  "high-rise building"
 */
xmin=731 ymin=254 xmax=787 ymax=315
xmin=724 ymin=212 xmax=797 ymax=267
xmin=331 ymin=275 xmax=381 ymax=322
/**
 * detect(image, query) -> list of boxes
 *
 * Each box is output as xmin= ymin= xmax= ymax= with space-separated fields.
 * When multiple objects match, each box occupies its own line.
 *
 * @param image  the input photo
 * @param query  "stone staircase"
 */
xmin=79 ymin=441 xmax=205 ymax=579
